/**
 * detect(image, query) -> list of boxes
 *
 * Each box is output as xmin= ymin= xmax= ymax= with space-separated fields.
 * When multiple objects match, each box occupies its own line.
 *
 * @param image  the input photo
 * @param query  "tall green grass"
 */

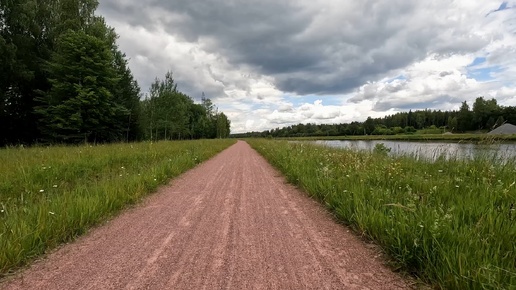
xmin=0 ymin=139 xmax=235 ymax=276
xmin=249 ymin=139 xmax=516 ymax=289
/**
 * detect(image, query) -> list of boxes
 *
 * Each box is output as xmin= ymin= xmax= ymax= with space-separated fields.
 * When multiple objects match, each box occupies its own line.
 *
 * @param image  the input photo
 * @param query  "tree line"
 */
xmin=233 ymin=97 xmax=516 ymax=138
xmin=1 ymin=0 xmax=230 ymax=146
xmin=139 ymin=73 xmax=230 ymax=141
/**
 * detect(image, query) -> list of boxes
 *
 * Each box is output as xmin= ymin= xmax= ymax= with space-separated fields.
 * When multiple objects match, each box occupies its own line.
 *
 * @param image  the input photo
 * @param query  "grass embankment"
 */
xmin=0 ymin=139 xmax=235 ymax=276
xmin=284 ymin=133 xmax=516 ymax=142
xmin=248 ymin=139 xmax=515 ymax=289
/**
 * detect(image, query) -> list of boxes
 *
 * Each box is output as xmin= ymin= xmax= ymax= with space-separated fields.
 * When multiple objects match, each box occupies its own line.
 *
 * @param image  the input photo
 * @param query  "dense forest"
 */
xmin=233 ymin=97 xmax=516 ymax=138
xmin=0 ymin=0 xmax=230 ymax=146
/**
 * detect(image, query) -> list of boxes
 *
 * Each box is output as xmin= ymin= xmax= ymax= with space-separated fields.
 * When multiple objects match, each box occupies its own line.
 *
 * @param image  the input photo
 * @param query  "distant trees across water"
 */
xmin=234 ymin=97 xmax=516 ymax=138
xmin=0 ymin=0 xmax=230 ymax=146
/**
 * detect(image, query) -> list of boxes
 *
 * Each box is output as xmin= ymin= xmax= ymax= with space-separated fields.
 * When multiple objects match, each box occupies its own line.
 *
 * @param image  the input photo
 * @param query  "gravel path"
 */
xmin=2 ymin=141 xmax=409 ymax=289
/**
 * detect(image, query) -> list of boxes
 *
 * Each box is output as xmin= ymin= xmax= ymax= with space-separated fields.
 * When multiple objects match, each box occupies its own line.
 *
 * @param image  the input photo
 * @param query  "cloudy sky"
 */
xmin=98 ymin=1 xmax=516 ymax=133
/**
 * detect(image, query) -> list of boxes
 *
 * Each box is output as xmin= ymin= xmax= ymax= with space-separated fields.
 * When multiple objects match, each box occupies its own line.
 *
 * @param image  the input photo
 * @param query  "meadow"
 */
xmin=0 ymin=139 xmax=235 ymax=276
xmin=248 ymin=139 xmax=516 ymax=289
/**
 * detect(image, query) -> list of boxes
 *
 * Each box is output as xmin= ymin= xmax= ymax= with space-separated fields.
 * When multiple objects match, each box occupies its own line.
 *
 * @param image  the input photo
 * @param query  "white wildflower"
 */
xmin=39 ymin=189 xmax=44 ymax=193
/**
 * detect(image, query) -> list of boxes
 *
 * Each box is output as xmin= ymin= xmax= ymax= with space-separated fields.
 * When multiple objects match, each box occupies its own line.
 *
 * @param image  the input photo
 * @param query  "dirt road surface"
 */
xmin=2 ymin=141 xmax=410 ymax=289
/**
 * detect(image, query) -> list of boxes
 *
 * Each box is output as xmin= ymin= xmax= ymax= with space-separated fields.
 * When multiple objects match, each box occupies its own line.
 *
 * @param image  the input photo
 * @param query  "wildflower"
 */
xmin=154 ymin=178 xmax=157 ymax=181
xmin=39 ymin=189 xmax=44 ymax=193
xmin=121 ymin=166 xmax=125 ymax=169
xmin=438 ymin=170 xmax=443 ymax=173
xmin=53 ymin=185 xmax=58 ymax=188
xmin=455 ymin=185 xmax=459 ymax=188
xmin=0 ymin=209 xmax=4 ymax=213
xmin=48 ymin=211 xmax=55 ymax=215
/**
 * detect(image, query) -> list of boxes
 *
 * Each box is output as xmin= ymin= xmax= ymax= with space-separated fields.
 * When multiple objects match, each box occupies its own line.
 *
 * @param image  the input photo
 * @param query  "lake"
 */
xmin=314 ymin=140 xmax=516 ymax=161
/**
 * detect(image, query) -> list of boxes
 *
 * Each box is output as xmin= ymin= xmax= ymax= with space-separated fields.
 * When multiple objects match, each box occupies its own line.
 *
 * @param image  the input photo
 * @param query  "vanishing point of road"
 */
xmin=2 ymin=141 xmax=409 ymax=289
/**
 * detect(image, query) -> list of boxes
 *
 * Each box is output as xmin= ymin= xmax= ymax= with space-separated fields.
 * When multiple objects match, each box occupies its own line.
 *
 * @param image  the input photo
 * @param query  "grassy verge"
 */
xmin=0 ymin=139 xmax=235 ymax=276
xmin=281 ymin=133 xmax=516 ymax=142
xmin=248 ymin=139 xmax=516 ymax=289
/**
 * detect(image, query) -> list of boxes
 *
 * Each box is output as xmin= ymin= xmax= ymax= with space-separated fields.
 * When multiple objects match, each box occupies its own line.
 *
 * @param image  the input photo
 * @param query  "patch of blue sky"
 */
xmin=467 ymin=65 xmax=503 ymax=82
xmin=287 ymin=95 xmax=343 ymax=106
xmin=497 ymin=1 xmax=509 ymax=11
xmin=467 ymin=57 xmax=486 ymax=67
xmin=386 ymin=75 xmax=407 ymax=83
xmin=486 ymin=2 xmax=511 ymax=17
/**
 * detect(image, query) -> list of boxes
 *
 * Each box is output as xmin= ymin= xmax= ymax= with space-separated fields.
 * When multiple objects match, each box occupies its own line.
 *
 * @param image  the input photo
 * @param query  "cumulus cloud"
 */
xmin=98 ymin=0 xmax=516 ymax=133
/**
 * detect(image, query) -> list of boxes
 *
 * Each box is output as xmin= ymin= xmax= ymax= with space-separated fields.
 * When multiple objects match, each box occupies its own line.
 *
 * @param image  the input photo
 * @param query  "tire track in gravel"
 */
xmin=1 ymin=141 xmax=410 ymax=290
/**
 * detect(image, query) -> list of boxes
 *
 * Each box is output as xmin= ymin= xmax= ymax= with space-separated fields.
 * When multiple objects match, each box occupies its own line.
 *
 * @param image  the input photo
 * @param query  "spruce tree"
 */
xmin=37 ymin=30 xmax=126 ymax=143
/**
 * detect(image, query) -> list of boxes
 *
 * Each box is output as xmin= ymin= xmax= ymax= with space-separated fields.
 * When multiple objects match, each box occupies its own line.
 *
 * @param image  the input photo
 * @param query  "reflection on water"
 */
xmin=314 ymin=140 xmax=516 ymax=161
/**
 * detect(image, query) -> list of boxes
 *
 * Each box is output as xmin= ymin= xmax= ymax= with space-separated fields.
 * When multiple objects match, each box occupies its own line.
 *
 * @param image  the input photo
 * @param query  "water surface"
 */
xmin=314 ymin=140 xmax=516 ymax=161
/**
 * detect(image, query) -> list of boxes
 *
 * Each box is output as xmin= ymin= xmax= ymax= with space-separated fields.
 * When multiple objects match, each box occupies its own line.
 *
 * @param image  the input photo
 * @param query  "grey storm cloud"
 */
xmin=439 ymin=71 xmax=454 ymax=77
xmin=373 ymin=95 xmax=455 ymax=112
xmin=98 ymin=0 xmax=489 ymax=96
xmin=98 ymin=0 xmax=516 ymax=134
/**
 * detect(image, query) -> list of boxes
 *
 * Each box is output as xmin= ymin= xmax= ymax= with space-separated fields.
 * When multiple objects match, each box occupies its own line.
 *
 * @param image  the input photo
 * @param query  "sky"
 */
xmin=98 ymin=1 xmax=516 ymax=133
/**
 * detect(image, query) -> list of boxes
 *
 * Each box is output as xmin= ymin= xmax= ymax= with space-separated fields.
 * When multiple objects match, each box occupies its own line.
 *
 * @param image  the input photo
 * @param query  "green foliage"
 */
xmin=139 ymin=72 xmax=231 ymax=140
xmin=0 ymin=139 xmax=235 ymax=275
xmin=1 ymin=1 xmax=230 ymax=145
xmin=0 ymin=0 xmax=104 ymax=145
xmin=458 ymin=101 xmax=473 ymax=132
xmin=249 ymin=139 xmax=516 ymax=289
xmin=373 ymin=142 xmax=391 ymax=155
xmin=404 ymin=126 xmax=417 ymax=133
xmin=495 ymin=116 xmax=505 ymax=128
xmin=372 ymin=125 xmax=394 ymax=135
xmin=111 ymin=49 xmax=142 ymax=141
xmin=215 ymin=112 xmax=231 ymax=138
xmin=472 ymin=97 xmax=500 ymax=130
xmin=447 ymin=116 xmax=458 ymax=132
xmin=416 ymin=125 xmax=443 ymax=135
xmin=37 ymin=30 xmax=126 ymax=143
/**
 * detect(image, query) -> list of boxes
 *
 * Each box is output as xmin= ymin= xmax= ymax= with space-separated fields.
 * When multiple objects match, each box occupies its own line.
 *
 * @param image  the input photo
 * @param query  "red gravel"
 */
xmin=2 ymin=141 xmax=410 ymax=289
